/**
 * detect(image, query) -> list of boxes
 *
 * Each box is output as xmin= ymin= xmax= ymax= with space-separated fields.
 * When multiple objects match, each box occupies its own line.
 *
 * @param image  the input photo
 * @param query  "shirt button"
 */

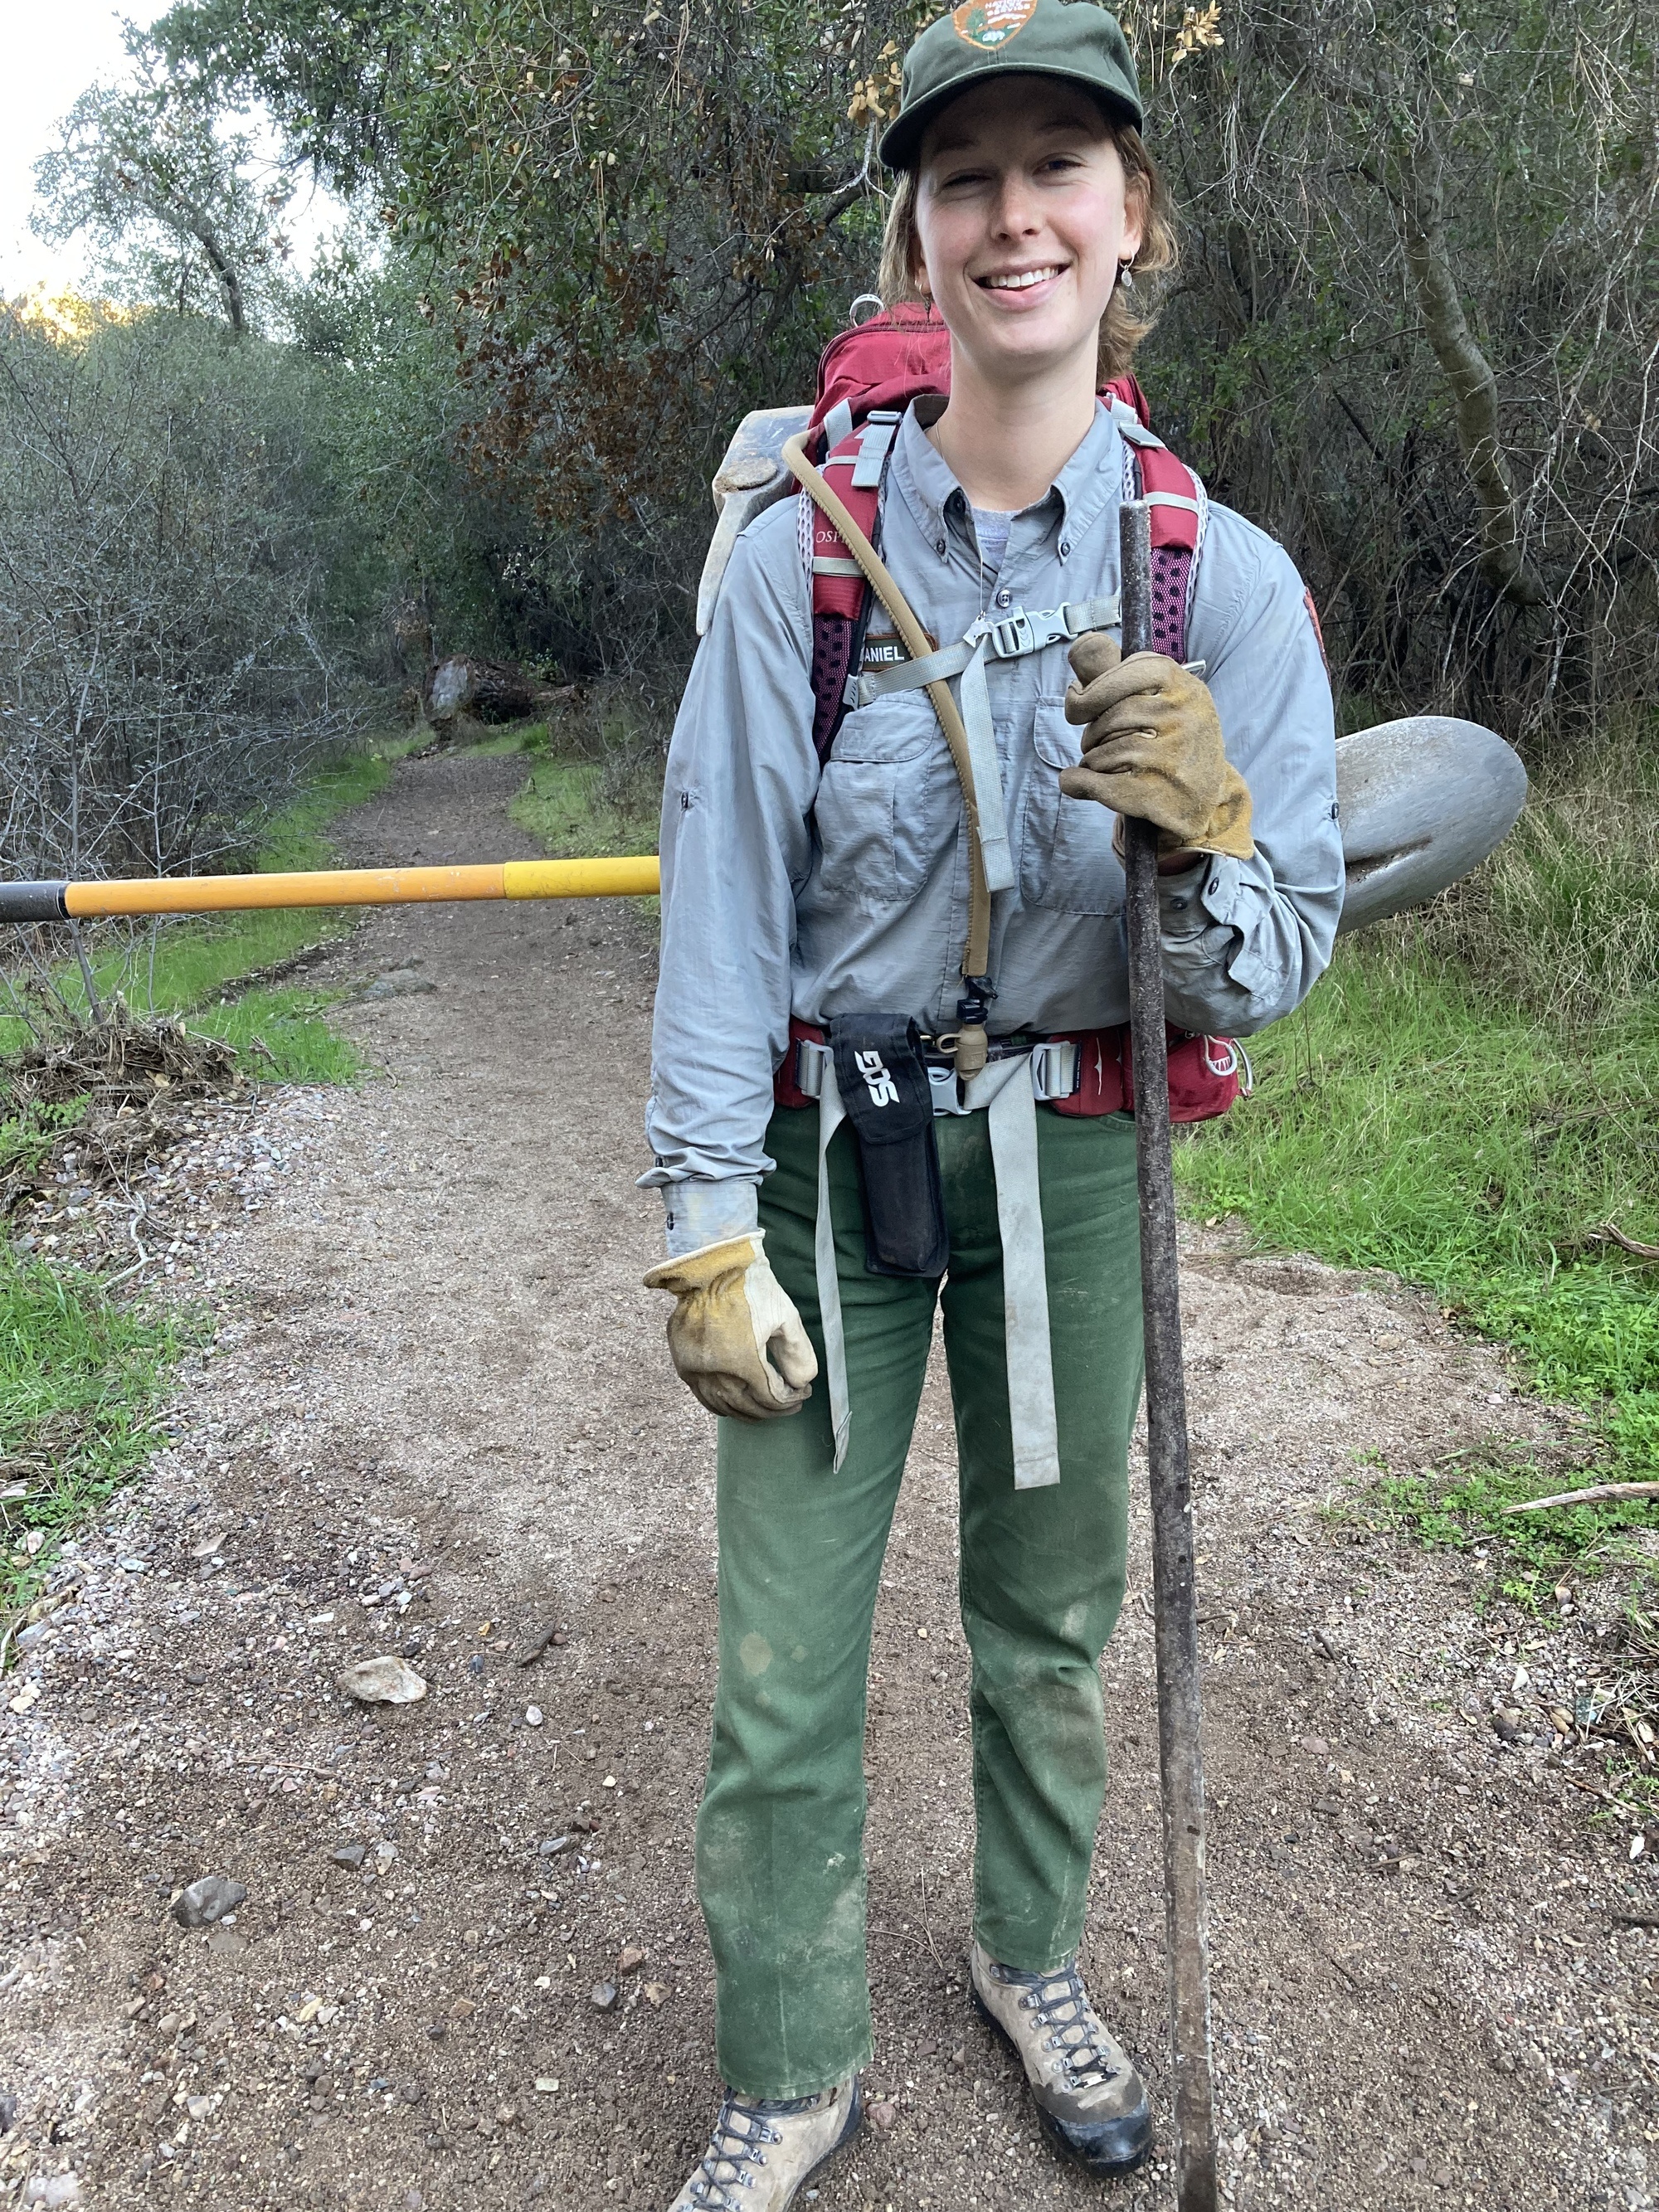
xmin=1208 ymin=878 xmax=1221 ymax=897
xmin=995 ymin=588 xmax=1012 ymax=609
xmin=1058 ymin=539 xmax=1072 ymax=559
xmin=936 ymin=538 xmax=947 ymax=557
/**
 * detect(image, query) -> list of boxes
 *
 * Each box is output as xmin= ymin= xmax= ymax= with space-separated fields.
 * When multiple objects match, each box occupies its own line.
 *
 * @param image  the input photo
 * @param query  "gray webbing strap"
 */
xmin=856 ymin=593 xmax=1122 ymax=706
xmin=814 ymin=1062 xmax=852 ymax=1471
xmin=974 ymin=1055 xmax=1060 ymax=1490
xmin=957 ymin=635 xmax=1015 ymax=894
xmin=1107 ymin=397 xmax=1164 ymax=450
xmin=851 ymin=412 xmax=900 ymax=489
xmin=810 ymin=1047 xmax=1059 ymax=1490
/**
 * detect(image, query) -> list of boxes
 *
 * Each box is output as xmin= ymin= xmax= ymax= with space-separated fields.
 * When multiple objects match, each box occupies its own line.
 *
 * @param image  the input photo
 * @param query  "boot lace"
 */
xmin=684 ymin=2092 xmax=781 ymax=2208
xmin=1018 ymin=1959 xmax=1121 ymax=2091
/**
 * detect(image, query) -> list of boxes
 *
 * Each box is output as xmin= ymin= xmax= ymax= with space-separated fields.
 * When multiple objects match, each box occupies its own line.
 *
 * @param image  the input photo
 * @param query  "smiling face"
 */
xmin=912 ymin=74 xmax=1144 ymax=392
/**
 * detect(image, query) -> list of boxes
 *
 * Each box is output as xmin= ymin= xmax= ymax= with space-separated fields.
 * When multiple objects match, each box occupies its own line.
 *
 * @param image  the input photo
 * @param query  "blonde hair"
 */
xmin=876 ymin=115 xmax=1177 ymax=378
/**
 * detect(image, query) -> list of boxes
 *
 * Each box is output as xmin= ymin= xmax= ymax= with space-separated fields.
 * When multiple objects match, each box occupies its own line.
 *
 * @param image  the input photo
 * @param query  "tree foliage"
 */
xmin=0 ymin=307 xmax=367 ymax=878
xmin=116 ymin=0 xmax=1659 ymax=725
xmin=1140 ymin=0 xmax=1659 ymax=730
xmin=34 ymin=37 xmax=297 ymax=337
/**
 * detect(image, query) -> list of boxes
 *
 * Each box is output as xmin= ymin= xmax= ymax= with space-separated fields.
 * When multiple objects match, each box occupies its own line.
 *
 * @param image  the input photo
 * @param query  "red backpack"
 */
xmin=789 ymin=302 xmax=1245 ymax=1124
xmin=802 ymin=302 xmax=1205 ymax=760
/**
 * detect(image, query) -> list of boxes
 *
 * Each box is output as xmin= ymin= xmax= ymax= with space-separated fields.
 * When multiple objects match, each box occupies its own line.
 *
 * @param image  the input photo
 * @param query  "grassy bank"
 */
xmin=1178 ymin=728 xmax=1659 ymax=1597
xmin=1 ymin=751 xmax=395 ymax=1082
xmin=0 ymin=1259 xmax=181 ymax=1624
xmin=453 ymin=692 xmax=664 ymax=936
xmin=1 ymin=746 xmax=395 ymax=1626
xmin=466 ymin=688 xmax=664 ymax=865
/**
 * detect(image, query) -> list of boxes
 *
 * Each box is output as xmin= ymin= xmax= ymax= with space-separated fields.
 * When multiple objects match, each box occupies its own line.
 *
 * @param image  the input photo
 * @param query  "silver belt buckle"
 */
xmin=1029 ymin=1040 xmax=1079 ymax=1102
xmin=928 ymin=1063 xmax=970 ymax=1116
xmin=794 ymin=1039 xmax=830 ymax=1101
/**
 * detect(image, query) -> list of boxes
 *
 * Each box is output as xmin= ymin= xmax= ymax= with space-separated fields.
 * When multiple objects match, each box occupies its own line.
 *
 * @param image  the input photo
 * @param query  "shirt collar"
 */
xmin=890 ymin=396 xmax=1124 ymax=556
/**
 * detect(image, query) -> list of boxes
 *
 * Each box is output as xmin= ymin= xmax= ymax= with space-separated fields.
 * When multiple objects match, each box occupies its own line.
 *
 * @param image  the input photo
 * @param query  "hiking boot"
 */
xmin=666 ymin=2077 xmax=862 ymax=2210
xmin=970 ymin=1939 xmax=1152 ymax=2176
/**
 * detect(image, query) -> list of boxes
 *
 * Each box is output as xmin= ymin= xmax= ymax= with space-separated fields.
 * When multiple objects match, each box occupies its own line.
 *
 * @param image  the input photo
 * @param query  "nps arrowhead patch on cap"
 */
xmin=880 ymin=0 xmax=1143 ymax=169
xmin=951 ymin=0 xmax=1039 ymax=51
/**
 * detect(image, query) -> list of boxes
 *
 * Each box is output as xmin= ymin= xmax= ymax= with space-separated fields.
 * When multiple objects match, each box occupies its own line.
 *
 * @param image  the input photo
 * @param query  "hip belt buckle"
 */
xmin=793 ymin=1038 xmax=830 ymax=1101
xmin=927 ymin=1062 xmax=971 ymax=1116
xmin=801 ymin=1033 xmax=1078 ymax=1110
xmin=1029 ymin=1038 xmax=1080 ymax=1103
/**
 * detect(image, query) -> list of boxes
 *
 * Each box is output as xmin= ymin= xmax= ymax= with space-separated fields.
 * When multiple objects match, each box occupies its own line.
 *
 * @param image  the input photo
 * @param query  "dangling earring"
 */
xmin=1118 ymin=260 xmax=1136 ymax=291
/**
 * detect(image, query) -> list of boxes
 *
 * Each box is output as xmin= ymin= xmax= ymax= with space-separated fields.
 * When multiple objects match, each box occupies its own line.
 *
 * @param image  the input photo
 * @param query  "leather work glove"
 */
xmin=643 ymin=1232 xmax=818 ymax=1422
xmin=1061 ymin=633 xmax=1255 ymax=861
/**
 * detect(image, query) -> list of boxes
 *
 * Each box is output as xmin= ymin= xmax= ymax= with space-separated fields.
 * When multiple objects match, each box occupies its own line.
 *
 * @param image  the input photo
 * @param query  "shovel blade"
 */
xmin=1335 ymin=717 xmax=1526 ymax=934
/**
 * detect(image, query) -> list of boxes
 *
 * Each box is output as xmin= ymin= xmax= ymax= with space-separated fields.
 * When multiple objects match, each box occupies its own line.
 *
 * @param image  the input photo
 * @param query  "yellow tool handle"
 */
xmin=3 ymin=856 xmax=661 ymax=923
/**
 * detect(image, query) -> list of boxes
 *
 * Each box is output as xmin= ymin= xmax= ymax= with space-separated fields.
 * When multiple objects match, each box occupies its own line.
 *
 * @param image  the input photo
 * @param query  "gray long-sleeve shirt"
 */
xmin=644 ymin=399 xmax=1341 ymax=1250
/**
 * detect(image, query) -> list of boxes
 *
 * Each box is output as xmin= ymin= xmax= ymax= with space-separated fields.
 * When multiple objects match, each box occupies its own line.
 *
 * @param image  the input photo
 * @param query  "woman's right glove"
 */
xmin=643 ymin=1231 xmax=818 ymax=1422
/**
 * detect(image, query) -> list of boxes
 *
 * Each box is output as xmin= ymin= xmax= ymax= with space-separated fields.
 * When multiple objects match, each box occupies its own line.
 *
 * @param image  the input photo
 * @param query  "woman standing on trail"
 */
xmin=643 ymin=2 xmax=1341 ymax=2203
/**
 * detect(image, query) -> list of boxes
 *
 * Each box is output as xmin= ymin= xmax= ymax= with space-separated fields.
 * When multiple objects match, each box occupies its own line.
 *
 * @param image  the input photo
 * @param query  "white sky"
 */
xmin=1 ymin=0 xmax=348 ymax=301
xmin=1 ymin=0 xmax=162 ymax=296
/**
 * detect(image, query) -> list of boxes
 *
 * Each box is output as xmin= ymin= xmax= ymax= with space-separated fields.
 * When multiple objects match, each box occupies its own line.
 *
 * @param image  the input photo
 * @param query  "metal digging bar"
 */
xmin=1117 ymin=498 xmax=1219 ymax=2212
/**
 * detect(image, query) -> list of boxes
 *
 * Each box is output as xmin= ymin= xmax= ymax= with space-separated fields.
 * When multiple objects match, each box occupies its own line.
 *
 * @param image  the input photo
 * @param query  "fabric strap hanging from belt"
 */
xmin=809 ymin=1049 xmax=1062 ymax=1490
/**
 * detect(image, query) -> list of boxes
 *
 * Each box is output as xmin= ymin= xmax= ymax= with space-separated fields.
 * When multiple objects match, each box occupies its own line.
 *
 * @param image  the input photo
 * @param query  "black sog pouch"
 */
xmin=830 ymin=1014 xmax=950 ymax=1279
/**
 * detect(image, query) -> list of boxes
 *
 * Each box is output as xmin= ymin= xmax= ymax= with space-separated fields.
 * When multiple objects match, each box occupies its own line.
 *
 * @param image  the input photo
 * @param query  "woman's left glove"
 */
xmin=643 ymin=1231 xmax=818 ymax=1422
xmin=1062 ymin=633 xmax=1254 ymax=860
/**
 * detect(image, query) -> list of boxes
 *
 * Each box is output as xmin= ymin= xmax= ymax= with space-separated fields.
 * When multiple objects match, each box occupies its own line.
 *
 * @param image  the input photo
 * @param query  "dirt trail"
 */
xmin=2 ymin=751 xmax=1655 ymax=2212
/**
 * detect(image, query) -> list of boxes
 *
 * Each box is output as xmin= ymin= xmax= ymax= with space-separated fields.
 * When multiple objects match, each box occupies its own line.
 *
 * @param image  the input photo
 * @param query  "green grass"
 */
xmin=0 ymin=751 xmax=393 ymax=1079
xmin=0 ymin=1252 xmax=180 ymax=1621
xmin=0 ymin=746 xmax=394 ymax=1633
xmin=511 ymin=753 xmax=661 ymax=861
xmin=1177 ymin=729 xmax=1659 ymax=1592
xmin=500 ymin=695 xmax=664 ymax=922
xmin=1340 ymin=1458 xmax=1657 ymax=1609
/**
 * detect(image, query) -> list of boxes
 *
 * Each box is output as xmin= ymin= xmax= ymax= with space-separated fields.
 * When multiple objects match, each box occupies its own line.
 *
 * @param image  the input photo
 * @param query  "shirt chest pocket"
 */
xmin=1020 ymin=696 xmax=1125 ymax=916
xmin=814 ymin=693 xmax=949 ymax=907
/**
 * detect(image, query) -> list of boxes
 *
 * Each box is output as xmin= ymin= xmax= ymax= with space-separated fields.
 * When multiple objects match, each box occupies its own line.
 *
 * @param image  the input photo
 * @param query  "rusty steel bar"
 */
xmin=1118 ymin=498 xmax=1219 ymax=2212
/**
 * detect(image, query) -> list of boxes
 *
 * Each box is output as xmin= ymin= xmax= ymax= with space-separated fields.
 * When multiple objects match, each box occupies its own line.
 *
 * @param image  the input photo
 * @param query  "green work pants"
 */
xmin=698 ymin=1100 xmax=1145 ymax=2099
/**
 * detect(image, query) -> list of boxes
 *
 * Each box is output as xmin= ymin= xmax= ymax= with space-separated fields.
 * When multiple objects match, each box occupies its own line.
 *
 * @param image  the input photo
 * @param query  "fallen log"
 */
xmin=426 ymin=657 xmax=572 ymax=730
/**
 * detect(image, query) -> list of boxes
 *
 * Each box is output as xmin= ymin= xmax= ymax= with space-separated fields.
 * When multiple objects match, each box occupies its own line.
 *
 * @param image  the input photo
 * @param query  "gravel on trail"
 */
xmin=1 ymin=749 xmax=1654 ymax=2212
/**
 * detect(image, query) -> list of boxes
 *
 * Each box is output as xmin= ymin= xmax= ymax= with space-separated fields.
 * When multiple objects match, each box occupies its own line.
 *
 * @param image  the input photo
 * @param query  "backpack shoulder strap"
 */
xmin=1103 ymin=393 xmax=1208 ymax=663
xmin=786 ymin=427 xmax=996 ymax=1077
xmin=804 ymin=410 xmax=900 ymax=761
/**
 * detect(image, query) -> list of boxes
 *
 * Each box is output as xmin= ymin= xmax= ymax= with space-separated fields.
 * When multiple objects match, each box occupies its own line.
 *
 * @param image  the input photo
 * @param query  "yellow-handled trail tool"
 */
xmin=0 ymin=855 xmax=660 ymax=924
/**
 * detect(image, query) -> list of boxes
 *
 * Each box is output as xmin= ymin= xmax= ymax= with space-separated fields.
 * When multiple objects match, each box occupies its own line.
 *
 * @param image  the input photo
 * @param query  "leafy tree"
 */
xmin=279 ymin=229 xmax=521 ymax=674
xmin=0 ymin=306 xmax=372 ymax=878
xmin=141 ymin=0 xmax=1659 ymax=722
xmin=150 ymin=0 xmax=922 ymax=667
xmin=1124 ymin=0 xmax=1659 ymax=727
xmin=153 ymin=0 xmax=408 ymax=192
xmin=33 ymin=35 xmax=297 ymax=337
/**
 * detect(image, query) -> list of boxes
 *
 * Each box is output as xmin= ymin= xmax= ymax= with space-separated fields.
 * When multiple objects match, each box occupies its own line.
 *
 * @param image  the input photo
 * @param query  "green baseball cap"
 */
xmin=878 ymin=0 xmax=1143 ymax=172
